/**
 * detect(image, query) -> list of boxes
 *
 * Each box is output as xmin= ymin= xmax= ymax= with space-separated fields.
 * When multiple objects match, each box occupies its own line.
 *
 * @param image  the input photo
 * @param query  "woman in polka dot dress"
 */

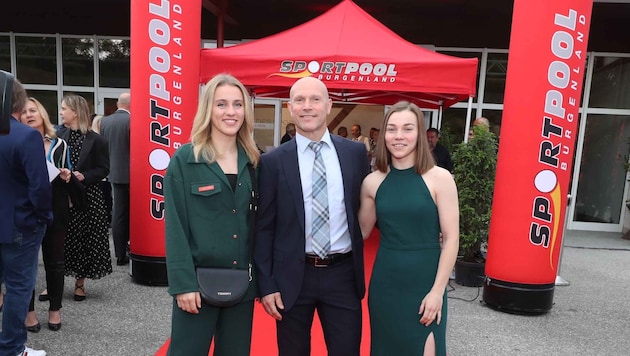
xmin=57 ymin=95 xmax=112 ymax=301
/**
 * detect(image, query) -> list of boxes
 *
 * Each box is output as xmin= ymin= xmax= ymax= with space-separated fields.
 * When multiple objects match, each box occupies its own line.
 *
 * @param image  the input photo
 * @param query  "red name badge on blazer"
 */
xmin=198 ymin=185 xmax=215 ymax=192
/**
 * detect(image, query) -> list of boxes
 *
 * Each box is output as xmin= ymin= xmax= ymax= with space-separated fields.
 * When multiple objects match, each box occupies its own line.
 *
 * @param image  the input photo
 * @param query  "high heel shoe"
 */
xmin=48 ymin=322 xmax=62 ymax=331
xmin=48 ymin=310 xmax=62 ymax=331
xmin=26 ymin=322 xmax=41 ymax=333
xmin=74 ymin=282 xmax=86 ymax=301
xmin=38 ymin=290 xmax=49 ymax=302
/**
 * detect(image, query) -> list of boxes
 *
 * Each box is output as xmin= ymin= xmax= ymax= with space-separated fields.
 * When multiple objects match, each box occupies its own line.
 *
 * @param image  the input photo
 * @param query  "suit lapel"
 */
xmin=76 ymin=132 xmax=95 ymax=170
xmin=280 ymin=141 xmax=306 ymax=231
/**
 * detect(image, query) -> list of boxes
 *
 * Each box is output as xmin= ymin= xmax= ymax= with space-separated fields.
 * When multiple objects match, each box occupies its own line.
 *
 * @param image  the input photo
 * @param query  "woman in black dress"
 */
xmin=57 ymin=95 xmax=112 ymax=301
xmin=21 ymin=97 xmax=73 ymax=331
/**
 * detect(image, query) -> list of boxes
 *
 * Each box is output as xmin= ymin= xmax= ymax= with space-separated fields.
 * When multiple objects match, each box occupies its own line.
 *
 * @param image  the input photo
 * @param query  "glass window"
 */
xmin=16 ymin=36 xmax=57 ymax=85
xmin=438 ymin=51 xmax=482 ymax=101
xmin=0 ymin=35 xmax=10 ymax=72
xmin=477 ymin=109 xmax=503 ymax=139
xmin=253 ymin=103 xmax=277 ymax=152
xmin=63 ymin=37 xmax=94 ymax=86
xmin=440 ymin=108 xmax=503 ymax=150
xmin=63 ymin=91 xmax=96 ymax=118
xmin=484 ymin=53 xmax=508 ymax=104
xmin=588 ymin=56 xmax=630 ymax=110
xmin=440 ymin=107 xmax=469 ymax=148
xmin=573 ymin=114 xmax=630 ymax=224
xmin=98 ymin=39 xmax=130 ymax=88
xmin=26 ymin=90 xmax=59 ymax=125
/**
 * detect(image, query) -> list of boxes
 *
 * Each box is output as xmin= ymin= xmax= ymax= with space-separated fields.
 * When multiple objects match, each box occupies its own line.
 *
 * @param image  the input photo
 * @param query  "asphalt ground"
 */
xmin=14 ymin=229 xmax=630 ymax=356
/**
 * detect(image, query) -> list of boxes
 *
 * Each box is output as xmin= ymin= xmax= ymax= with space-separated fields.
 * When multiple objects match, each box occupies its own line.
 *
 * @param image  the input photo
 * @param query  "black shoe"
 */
xmin=74 ymin=282 xmax=86 ymax=302
xmin=26 ymin=322 xmax=41 ymax=333
xmin=38 ymin=293 xmax=49 ymax=302
xmin=48 ymin=322 xmax=62 ymax=331
xmin=116 ymin=256 xmax=129 ymax=266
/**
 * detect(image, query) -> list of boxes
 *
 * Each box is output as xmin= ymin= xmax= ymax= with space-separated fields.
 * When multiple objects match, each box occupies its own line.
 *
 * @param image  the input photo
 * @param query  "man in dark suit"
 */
xmin=280 ymin=122 xmax=296 ymax=144
xmin=255 ymin=77 xmax=370 ymax=356
xmin=427 ymin=128 xmax=454 ymax=172
xmin=0 ymin=78 xmax=51 ymax=356
xmin=100 ymin=93 xmax=131 ymax=266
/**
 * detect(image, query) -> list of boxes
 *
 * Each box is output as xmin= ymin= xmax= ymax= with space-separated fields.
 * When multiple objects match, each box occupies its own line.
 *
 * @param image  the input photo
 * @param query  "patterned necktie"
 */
xmin=308 ymin=141 xmax=330 ymax=258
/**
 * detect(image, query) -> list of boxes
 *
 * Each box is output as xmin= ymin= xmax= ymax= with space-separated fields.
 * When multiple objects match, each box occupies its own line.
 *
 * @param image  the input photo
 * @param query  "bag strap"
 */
xmin=246 ymin=163 xmax=257 ymax=281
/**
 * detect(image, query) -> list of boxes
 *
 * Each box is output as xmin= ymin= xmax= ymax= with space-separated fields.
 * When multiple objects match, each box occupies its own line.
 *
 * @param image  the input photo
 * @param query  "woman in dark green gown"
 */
xmin=359 ymin=101 xmax=460 ymax=356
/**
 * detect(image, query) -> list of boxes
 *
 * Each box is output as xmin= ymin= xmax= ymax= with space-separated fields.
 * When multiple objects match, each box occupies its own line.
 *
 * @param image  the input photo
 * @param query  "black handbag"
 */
xmin=196 ymin=164 xmax=258 ymax=307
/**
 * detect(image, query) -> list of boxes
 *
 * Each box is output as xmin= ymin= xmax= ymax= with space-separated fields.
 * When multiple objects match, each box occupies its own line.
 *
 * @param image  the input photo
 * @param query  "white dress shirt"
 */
xmin=296 ymin=131 xmax=352 ymax=255
xmin=353 ymin=135 xmax=371 ymax=152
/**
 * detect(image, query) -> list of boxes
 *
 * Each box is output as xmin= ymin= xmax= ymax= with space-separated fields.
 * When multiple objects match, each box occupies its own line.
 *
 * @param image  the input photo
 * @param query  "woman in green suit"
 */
xmin=164 ymin=74 xmax=260 ymax=355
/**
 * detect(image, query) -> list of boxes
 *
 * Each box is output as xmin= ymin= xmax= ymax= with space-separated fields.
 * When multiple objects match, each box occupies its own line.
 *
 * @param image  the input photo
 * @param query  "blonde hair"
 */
xmin=190 ymin=74 xmax=259 ymax=167
xmin=27 ymin=97 xmax=57 ymax=138
xmin=62 ymin=94 xmax=91 ymax=134
xmin=374 ymin=101 xmax=435 ymax=174
xmin=91 ymin=115 xmax=104 ymax=133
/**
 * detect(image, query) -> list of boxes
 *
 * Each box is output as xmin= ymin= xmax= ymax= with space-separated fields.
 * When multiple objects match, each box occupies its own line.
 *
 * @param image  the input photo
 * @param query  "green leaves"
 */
xmin=452 ymin=126 xmax=498 ymax=262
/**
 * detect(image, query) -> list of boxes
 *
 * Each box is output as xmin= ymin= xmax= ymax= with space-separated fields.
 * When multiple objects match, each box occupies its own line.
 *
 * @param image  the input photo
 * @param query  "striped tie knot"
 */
xmin=309 ymin=141 xmax=324 ymax=154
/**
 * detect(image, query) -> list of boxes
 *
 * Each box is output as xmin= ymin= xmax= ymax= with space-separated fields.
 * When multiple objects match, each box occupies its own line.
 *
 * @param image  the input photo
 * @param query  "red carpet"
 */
xmin=155 ymin=230 xmax=380 ymax=355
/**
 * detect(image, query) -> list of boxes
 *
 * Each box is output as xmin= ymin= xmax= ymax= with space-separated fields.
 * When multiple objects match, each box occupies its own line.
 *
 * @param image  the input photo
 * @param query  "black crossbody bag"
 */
xmin=196 ymin=164 xmax=257 ymax=307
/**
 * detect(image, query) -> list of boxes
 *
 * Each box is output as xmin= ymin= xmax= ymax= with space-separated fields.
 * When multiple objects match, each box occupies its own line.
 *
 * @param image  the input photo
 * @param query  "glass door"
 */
xmin=96 ymin=88 xmax=127 ymax=116
xmin=568 ymin=113 xmax=630 ymax=232
xmin=253 ymin=98 xmax=282 ymax=153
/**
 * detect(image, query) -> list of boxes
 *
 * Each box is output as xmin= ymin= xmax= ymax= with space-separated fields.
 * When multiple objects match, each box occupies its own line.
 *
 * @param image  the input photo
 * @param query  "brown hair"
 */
xmin=190 ymin=73 xmax=260 ymax=167
xmin=374 ymin=101 xmax=435 ymax=174
xmin=11 ymin=78 xmax=27 ymax=115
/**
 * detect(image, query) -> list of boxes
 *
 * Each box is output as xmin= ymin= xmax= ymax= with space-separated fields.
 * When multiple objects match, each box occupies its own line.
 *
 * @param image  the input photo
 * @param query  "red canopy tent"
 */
xmin=199 ymin=0 xmax=478 ymax=109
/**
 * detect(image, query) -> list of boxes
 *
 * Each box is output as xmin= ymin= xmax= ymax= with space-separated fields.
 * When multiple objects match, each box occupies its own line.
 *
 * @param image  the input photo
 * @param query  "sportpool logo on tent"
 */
xmin=270 ymin=60 xmax=398 ymax=83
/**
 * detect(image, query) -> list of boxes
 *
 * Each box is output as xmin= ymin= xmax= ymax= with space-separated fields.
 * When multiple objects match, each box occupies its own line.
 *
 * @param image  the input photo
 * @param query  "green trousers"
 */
xmin=167 ymin=298 xmax=254 ymax=356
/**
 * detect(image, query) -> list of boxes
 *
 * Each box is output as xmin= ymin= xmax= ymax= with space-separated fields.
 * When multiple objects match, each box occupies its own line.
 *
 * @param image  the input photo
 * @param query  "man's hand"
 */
xmin=260 ymin=292 xmax=284 ymax=320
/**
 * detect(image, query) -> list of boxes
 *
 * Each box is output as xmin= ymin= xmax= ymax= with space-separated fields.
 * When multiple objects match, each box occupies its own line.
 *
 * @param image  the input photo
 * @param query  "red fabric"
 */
xmin=199 ymin=0 xmax=477 ymax=109
xmin=155 ymin=229 xmax=381 ymax=355
xmin=486 ymin=0 xmax=593 ymax=284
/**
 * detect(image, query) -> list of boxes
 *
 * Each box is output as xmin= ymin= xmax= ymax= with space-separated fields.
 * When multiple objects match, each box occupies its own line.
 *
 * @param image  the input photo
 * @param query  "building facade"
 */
xmin=2 ymin=1 xmax=629 ymax=234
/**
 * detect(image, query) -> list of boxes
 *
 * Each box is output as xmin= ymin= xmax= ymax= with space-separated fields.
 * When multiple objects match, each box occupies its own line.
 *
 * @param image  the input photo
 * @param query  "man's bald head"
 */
xmin=289 ymin=77 xmax=329 ymax=101
xmin=472 ymin=117 xmax=490 ymax=130
xmin=117 ymin=92 xmax=131 ymax=110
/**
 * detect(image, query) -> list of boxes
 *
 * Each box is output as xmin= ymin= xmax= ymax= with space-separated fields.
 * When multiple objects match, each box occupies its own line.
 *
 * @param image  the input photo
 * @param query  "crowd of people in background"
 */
xmin=1 ymin=71 xmax=495 ymax=355
xmin=0 ymin=77 xmax=130 ymax=355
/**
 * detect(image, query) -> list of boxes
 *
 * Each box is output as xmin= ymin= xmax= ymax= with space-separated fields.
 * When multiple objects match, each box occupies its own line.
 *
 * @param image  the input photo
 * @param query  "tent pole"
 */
xmin=437 ymin=105 xmax=443 ymax=129
xmin=464 ymin=96 xmax=473 ymax=143
xmin=217 ymin=0 xmax=227 ymax=47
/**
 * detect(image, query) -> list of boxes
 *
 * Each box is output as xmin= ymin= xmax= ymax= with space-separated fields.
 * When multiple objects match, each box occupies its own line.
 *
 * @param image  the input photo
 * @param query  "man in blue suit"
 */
xmin=254 ymin=77 xmax=370 ymax=356
xmin=0 ymin=78 xmax=52 ymax=356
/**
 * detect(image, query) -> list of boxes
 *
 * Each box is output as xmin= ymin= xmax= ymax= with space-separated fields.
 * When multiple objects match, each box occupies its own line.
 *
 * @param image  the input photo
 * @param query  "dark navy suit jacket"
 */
xmin=254 ymin=133 xmax=370 ymax=311
xmin=0 ymin=117 xmax=52 ymax=242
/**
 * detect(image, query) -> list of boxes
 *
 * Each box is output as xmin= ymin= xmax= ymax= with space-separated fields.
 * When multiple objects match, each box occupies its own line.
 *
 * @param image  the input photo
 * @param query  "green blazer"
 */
xmin=164 ymin=143 xmax=257 ymax=302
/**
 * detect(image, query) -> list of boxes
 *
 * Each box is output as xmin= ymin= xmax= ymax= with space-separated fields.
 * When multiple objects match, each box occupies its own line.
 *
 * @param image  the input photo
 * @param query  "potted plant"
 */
xmin=451 ymin=125 xmax=498 ymax=286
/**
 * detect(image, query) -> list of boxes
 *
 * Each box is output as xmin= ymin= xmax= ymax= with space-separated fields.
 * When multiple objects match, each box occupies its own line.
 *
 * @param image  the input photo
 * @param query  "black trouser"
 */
xmin=112 ymin=183 xmax=130 ymax=259
xmin=277 ymin=257 xmax=362 ymax=356
xmin=29 ymin=229 xmax=65 ymax=312
xmin=100 ymin=180 xmax=113 ymax=225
